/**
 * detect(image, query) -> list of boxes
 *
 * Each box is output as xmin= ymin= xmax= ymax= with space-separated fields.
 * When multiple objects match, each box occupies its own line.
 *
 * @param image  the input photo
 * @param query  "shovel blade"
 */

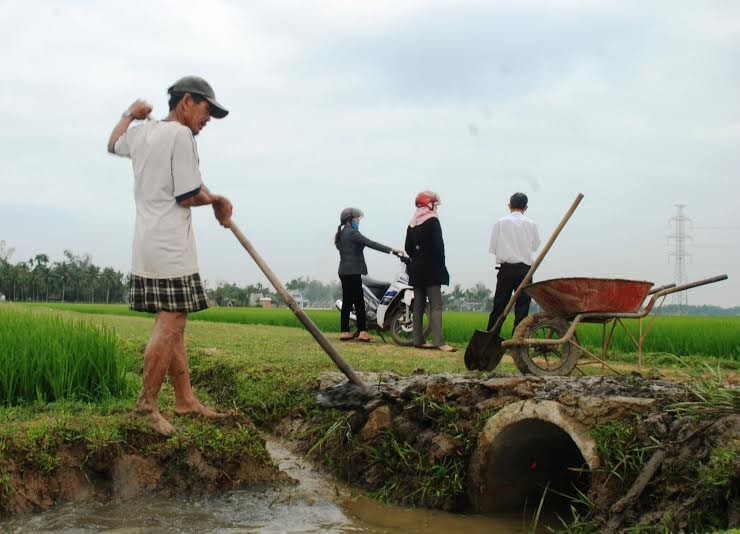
xmin=464 ymin=330 xmax=505 ymax=371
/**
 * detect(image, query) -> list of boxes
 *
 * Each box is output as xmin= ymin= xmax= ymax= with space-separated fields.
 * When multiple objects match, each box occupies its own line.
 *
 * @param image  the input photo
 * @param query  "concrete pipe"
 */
xmin=468 ymin=400 xmax=600 ymax=513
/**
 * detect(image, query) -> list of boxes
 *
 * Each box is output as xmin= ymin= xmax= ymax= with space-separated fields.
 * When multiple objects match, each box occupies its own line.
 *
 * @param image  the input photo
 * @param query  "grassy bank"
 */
xmin=22 ymin=302 xmax=740 ymax=360
xmin=0 ymin=306 xmax=292 ymax=519
xmin=3 ymin=303 xmax=736 ymax=430
xmin=1 ymin=303 xmax=469 ymax=518
xmin=0 ymin=302 xmax=476 ymax=427
xmin=0 ymin=303 xmax=737 ymax=529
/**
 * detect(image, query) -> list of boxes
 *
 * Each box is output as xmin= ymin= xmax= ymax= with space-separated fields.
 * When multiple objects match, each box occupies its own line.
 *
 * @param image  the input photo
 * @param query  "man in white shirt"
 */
xmin=487 ymin=193 xmax=541 ymax=335
xmin=107 ymin=76 xmax=233 ymax=436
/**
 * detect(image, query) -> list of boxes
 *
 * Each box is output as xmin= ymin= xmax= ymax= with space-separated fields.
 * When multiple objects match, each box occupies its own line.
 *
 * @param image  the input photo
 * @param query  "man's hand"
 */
xmin=178 ymin=187 xmax=232 ymax=228
xmin=212 ymin=196 xmax=233 ymax=228
xmin=127 ymin=99 xmax=153 ymax=120
xmin=108 ymin=98 xmax=153 ymax=153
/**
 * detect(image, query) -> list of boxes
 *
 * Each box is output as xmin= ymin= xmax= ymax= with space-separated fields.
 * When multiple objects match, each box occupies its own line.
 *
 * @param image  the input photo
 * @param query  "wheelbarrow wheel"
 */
xmin=511 ymin=313 xmax=581 ymax=376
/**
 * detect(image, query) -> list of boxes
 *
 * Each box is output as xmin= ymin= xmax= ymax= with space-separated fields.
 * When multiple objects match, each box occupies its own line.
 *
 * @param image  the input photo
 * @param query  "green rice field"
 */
xmin=0 ymin=307 xmax=130 ymax=406
xmin=19 ymin=302 xmax=740 ymax=360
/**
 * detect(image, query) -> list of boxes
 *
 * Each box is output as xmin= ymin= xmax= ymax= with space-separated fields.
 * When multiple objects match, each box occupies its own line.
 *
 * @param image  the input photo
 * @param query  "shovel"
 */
xmin=229 ymin=222 xmax=367 ymax=390
xmin=464 ymin=193 xmax=584 ymax=371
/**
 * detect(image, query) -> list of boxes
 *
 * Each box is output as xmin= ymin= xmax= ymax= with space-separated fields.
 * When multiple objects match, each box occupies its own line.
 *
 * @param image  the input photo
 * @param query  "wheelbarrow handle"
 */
xmin=647 ymin=283 xmax=676 ymax=295
xmin=489 ymin=193 xmax=584 ymax=334
xmin=652 ymin=274 xmax=728 ymax=298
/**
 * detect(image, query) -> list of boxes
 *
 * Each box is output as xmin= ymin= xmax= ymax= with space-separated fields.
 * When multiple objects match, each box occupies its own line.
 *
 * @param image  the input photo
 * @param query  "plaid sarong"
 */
xmin=129 ymin=273 xmax=209 ymax=313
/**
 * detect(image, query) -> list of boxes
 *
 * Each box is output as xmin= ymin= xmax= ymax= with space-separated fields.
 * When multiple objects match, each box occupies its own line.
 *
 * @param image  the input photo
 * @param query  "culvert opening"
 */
xmin=478 ymin=418 xmax=591 ymax=513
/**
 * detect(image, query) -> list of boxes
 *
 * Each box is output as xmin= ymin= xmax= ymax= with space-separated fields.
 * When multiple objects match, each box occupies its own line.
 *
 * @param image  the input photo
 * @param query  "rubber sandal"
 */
xmin=414 ymin=343 xmax=435 ymax=349
xmin=356 ymin=337 xmax=373 ymax=343
xmin=436 ymin=345 xmax=458 ymax=353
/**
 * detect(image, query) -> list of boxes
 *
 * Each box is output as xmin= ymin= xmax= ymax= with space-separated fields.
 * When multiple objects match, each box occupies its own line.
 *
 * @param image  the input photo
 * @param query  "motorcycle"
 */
xmin=335 ymin=256 xmax=431 ymax=346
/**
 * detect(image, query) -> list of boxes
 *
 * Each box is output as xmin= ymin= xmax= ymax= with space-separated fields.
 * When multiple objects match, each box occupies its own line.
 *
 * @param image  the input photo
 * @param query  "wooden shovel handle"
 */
xmin=489 ymin=193 xmax=584 ymax=334
xmin=229 ymin=222 xmax=366 ymax=388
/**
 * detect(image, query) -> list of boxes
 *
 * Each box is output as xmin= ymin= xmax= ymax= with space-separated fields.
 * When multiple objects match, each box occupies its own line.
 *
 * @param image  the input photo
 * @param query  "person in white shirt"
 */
xmin=487 ymin=193 xmax=541 ymax=334
xmin=107 ymin=76 xmax=233 ymax=436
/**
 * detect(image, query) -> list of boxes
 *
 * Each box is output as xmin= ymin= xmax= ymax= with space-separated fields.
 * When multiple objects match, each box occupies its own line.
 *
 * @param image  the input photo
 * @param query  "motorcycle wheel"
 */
xmin=389 ymin=304 xmax=431 ymax=346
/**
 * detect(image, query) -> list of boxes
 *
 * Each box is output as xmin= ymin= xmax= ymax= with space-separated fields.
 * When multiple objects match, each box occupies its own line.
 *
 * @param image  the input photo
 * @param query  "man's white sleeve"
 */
xmin=113 ymin=130 xmax=131 ymax=158
xmin=489 ymin=223 xmax=499 ymax=255
xmin=531 ymin=223 xmax=541 ymax=251
xmin=171 ymin=127 xmax=203 ymax=201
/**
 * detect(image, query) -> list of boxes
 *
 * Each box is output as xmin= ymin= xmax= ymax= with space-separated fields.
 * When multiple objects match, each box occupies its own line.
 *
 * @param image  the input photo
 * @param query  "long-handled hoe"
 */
xmin=229 ymin=222 xmax=369 ymax=398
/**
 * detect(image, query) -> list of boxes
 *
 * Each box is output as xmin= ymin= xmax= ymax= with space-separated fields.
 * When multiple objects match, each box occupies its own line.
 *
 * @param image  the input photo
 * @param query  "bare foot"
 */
xmin=134 ymin=409 xmax=175 ymax=436
xmin=175 ymin=402 xmax=230 ymax=419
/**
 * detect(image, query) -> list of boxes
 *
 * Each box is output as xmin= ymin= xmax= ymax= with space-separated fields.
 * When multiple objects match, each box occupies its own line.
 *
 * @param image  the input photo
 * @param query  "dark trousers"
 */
xmin=339 ymin=274 xmax=366 ymax=332
xmin=486 ymin=262 xmax=532 ymax=335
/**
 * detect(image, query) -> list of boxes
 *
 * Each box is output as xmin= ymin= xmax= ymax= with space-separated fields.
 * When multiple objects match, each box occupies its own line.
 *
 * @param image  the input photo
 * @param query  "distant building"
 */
xmin=0 ymin=292 xmax=5 ymax=301
xmin=249 ymin=293 xmax=263 ymax=307
xmin=258 ymin=297 xmax=273 ymax=308
xmin=461 ymin=301 xmax=486 ymax=312
xmin=288 ymin=290 xmax=308 ymax=308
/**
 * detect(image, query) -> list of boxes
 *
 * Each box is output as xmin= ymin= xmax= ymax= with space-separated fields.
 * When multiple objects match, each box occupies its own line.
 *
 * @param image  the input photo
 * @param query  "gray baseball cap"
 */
xmin=167 ymin=75 xmax=229 ymax=119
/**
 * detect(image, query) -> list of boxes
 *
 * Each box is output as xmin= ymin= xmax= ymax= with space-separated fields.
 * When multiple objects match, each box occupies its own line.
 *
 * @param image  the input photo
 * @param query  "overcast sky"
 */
xmin=1 ymin=0 xmax=738 ymax=306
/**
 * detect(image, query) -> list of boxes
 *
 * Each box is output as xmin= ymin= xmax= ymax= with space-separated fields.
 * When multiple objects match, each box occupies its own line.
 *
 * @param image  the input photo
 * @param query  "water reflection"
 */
xmin=1 ymin=438 xmax=537 ymax=533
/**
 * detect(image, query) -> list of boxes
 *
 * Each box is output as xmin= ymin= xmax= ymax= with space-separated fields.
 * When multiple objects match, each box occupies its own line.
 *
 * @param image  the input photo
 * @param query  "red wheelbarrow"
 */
xmin=499 ymin=274 xmax=728 ymax=376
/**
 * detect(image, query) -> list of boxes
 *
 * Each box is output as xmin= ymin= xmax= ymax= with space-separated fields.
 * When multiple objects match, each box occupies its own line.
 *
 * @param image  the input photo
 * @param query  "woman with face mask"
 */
xmin=335 ymin=207 xmax=405 ymax=342
xmin=404 ymin=191 xmax=457 ymax=352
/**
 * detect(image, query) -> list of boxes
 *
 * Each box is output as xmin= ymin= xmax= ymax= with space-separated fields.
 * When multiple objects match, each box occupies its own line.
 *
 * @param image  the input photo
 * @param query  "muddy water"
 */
xmin=1 ymin=438 xmax=547 ymax=533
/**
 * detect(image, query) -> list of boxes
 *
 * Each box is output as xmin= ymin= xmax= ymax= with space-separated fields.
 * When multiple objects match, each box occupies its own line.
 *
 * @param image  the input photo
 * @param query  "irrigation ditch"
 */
xmin=1 ymin=367 xmax=737 ymax=532
xmin=277 ymin=371 xmax=739 ymax=532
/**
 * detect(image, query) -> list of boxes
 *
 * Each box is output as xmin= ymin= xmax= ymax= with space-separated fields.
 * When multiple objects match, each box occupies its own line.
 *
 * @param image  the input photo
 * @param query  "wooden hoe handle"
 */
xmin=229 ymin=222 xmax=366 ymax=389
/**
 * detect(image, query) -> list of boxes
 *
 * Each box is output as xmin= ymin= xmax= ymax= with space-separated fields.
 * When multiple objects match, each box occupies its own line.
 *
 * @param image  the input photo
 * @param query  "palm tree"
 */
xmin=14 ymin=262 xmax=31 ymax=301
xmin=52 ymin=261 xmax=72 ymax=302
xmin=85 ymin=264 xmax=100 ymax=302
xmin=31 ymin=254 xmax=50 ymax=301
xmin=444 ymin=284 xmax=466 ymax=310
xmin=101 ymin=267 xmax=123 ymax=303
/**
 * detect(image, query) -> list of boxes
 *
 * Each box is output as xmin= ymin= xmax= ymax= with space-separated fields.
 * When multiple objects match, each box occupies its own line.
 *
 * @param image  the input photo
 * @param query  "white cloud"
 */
xmin=1 ymin=0 xmax=738 ymax=306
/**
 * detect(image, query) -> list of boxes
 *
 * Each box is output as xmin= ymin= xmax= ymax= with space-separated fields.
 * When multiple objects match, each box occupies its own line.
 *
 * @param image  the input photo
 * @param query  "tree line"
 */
xmin=207 ymin=278 xmax=342 ymax=308
xmin=1 ymin=240 xmax=735 ymax=315
xmin=212 ymin=276 xmax=498 ymax=311
xmin=0 ymin=242 xmax=498 ymax=310
xmin=0 ymin=242 xmax=128 ymax=304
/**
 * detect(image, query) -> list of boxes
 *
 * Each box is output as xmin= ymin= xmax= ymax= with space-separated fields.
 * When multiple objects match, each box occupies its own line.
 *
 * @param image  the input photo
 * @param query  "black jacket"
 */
xmin=405 ymin=217 xmax=450 ymax=287
xmin=336 ymin=225 xmax=392 ymax=275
